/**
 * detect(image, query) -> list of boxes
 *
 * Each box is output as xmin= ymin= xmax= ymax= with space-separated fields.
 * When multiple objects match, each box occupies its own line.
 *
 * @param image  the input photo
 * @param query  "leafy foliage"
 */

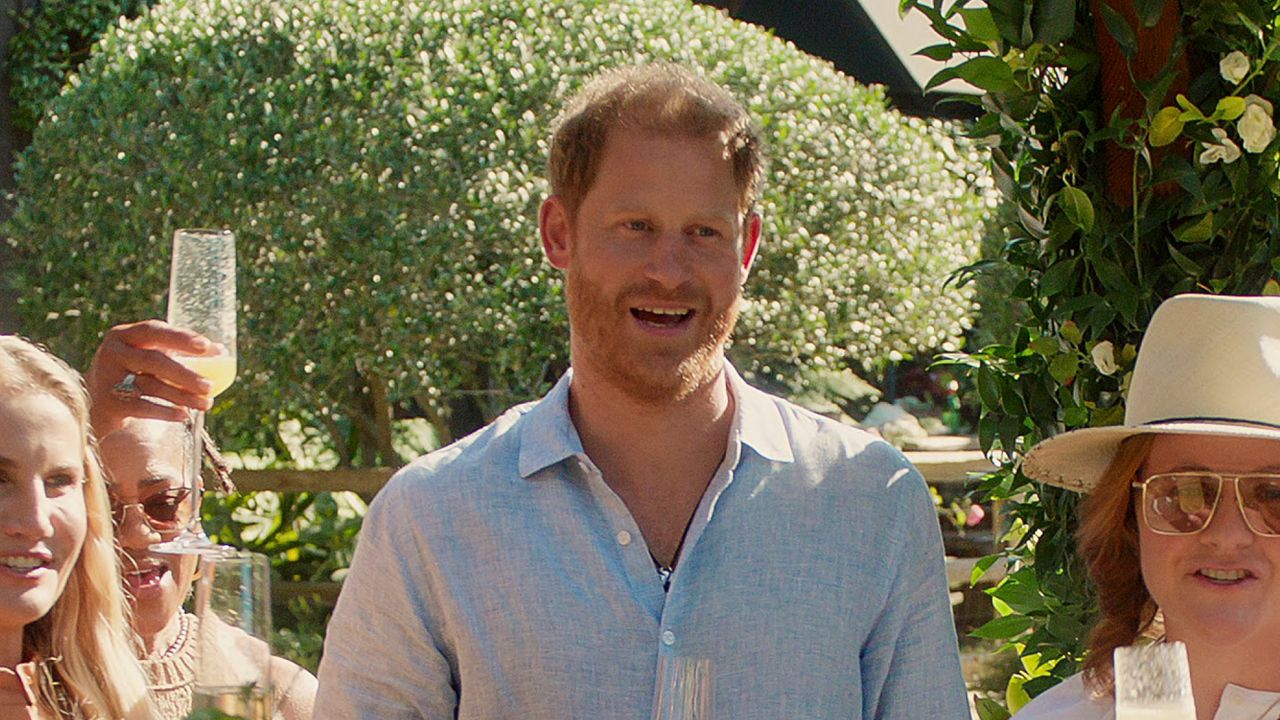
xmin=906 ymin=0 xmax=1280 ymax=710
xmin=6 ymin=0 xmax=156 ymax=133
xmin=5 ymin=0 xmax=993 ymax=465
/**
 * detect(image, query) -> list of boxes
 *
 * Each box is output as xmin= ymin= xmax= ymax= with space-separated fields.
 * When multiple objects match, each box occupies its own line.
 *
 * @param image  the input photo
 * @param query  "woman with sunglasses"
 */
xmin=1014 ymin=294 xmax=1280 ymax=720
xmin=0 ymin=336 xmax=154 ymax=719
xmin=98 ymin=417 xmax=316 ymax=719
xmin=87 ymin=321 xmax=316 ymax=719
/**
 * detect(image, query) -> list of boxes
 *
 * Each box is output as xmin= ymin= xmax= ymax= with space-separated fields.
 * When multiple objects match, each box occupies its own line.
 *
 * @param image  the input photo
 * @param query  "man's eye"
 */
xmin=693 ymin=226 xmax=720 ymax=238
xmin=625 ymin=220 xmax=650 ymax=232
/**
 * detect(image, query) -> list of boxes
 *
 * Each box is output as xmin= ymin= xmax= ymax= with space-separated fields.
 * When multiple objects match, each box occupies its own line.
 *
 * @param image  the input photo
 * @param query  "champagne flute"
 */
xmin=152 ymin=228 xmax=237 ymax=554
xmin=1113 ymin=642 xmax=1196 ymax=720
xmin=192 ymin=550 xmax=274 ymax=719
xmin=652 ymin=656 xmax=712 ymax=720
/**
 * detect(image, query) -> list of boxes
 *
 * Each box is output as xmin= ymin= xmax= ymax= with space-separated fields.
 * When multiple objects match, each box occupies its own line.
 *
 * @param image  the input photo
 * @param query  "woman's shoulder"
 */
xmin=1013 ymin=673 xmax=1114 ymax=720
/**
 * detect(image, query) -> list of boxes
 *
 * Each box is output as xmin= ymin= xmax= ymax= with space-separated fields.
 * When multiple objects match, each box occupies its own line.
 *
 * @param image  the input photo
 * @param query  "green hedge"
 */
xmin=6 ymin=0 xmax=993 ymax=461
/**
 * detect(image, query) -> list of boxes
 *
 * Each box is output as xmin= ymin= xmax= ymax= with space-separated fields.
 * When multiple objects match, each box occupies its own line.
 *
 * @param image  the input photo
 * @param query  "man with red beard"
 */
xmin=315 ymin=64 xmax=969 ymax=719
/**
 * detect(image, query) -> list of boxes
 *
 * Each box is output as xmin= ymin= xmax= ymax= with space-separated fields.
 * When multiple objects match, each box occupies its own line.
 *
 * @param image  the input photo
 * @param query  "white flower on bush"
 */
xmin=1239 ymin=96 xmax=1276 ymax=153
xmin=1220 ymin=51 xmax=1250 ymax=84
xmin=1200 ymin=128 xmax=1242 ymax=164
xmin=1091 ymin=341 xmax=1118 ymax=376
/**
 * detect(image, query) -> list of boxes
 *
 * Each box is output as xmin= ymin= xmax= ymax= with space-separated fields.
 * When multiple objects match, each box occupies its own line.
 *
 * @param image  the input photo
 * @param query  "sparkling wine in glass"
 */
xmin=653 ymin=656 xmax=712 ymax=720
xmin=191 ymin=551 xmax=273 ymax=720
xmin=1113 ymin=642 xmax=1196 ymax=720
xmin=153 ymin=228 xmax=237 ymax=554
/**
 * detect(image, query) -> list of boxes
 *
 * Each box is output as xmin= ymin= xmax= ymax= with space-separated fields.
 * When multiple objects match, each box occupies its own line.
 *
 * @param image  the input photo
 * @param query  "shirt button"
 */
xmin=616 ymin=530 xmax=632 ymax=546
xmin=661 ymin=630 xmax=676 ymax=646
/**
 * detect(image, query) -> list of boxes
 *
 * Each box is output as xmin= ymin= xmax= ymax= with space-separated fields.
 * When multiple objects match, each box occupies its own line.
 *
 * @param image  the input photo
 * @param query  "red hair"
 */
xmin=1076 ymin=433 xmax=1159 ymax=694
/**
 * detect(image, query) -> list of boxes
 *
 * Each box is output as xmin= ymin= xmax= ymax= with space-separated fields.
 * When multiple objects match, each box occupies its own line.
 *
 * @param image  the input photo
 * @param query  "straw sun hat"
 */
xmin=1020 ymin=293 xmax=1280 ymax=492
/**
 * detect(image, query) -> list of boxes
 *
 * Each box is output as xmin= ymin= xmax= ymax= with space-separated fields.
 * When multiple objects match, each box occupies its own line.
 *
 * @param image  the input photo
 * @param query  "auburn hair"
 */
xmin=1076 ymin=433 xmax=1159 ymax=695
xmin=546 ymin=62 xmax=765 ymax=219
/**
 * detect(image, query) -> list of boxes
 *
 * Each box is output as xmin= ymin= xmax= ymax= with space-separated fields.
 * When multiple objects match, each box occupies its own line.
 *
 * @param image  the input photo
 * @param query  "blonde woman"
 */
xmin=0 ymin=335 xmax=153 ymax=719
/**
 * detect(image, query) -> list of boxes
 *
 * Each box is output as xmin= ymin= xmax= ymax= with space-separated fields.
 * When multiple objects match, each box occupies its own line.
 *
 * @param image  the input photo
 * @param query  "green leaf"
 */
xmin=1060 ymin=320 xmax=1083 ymax=346
xmin=998 ymin=415 xmax=1024 ymax=451
xmin=1091 ymin=404 xmax=1126 ymax=426
xmin=945 ymin=56 xmax=1017 ymax=93
xmin=1058 ymin=186 xmax=1095 ymax=232
xmin=975 ymin=698 xmax=1012 ymax=720
xmin=1029 ymin=336 xmax=1058 ymax=355
xmin=1266 ymin=279 xmax=1280 ymax=296
xmin=1007 ymin=674 xmax=1034 ymax=714
xmin=1033 ymin=0 xmax=1076 ymax=45
xmin=1148 ymin=106 xmax=1184 ymax=146
xmin=977 ymin=365 xmax=1002 ymax=410
xmin=1173 ymin=213 xmax=1215 ymax=243
xmin=1134 ymin=0 xmax=1166 ymax=27
xmin=1049 ymin=354 xmax=1079 ymax=384
xmin=916 ymin=43 xmax=955 ymax=61
xmin=986 ymin=0 xmax=1026 ymax=44
xmin=1175 ymin=93 xmax=1204 ymax=120
xmin=1167 ymin=243 xmax=1204 ymax=276
xmin=971 ymin=613 xmax=1034 ymax=639
xmin=1213 ymin=95 xmax=1247 ymax=121
xmin=979 ymin=413 xmax=997 ymax=454
xmin=1097 ymin=3 xmax=1138 ymax=58
xmin=971 ymin=554 xmax=1000 ymax=585
xmin=1040 ymin=258 xmax=1078 ymax=296
xmin=1063 ymin=406 xmax=1089 ymax=427
xmin=960 ymin=8 xmax=1002 ymax=45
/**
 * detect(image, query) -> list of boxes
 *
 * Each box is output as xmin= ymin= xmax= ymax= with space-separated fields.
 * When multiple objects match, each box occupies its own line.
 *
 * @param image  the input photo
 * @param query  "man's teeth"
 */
xmin=637 ymin=307 xmax=688 ymax=316
xmin=1199 ymin=568 xmax=1249 ymax=581
xmin=0 ymin=556 xmax=45 ymax=570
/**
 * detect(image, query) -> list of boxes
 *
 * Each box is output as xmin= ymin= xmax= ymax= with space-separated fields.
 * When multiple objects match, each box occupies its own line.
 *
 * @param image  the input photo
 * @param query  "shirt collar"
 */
xmin=724 ymin=363 xmax=794 ymax=464
xmin=516 ymin=362 xmax=795 ymax=479
xmin=517 ymin=370 xmax=585 ymax=479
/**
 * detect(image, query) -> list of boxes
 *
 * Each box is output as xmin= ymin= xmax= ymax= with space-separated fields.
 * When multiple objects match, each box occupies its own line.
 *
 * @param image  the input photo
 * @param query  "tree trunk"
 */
xmin=1090 ymin=0 xmax=1190 ymax=206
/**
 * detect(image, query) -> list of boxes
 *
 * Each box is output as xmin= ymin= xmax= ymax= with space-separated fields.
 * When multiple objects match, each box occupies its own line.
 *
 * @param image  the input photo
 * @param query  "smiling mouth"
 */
xmin=631 ymin=307 xmax=693 ymax=328
xmin=1196 ymin=568 xmax=1254 ymax=583
xmin=0 ymin=556 xmax=48 ymax=571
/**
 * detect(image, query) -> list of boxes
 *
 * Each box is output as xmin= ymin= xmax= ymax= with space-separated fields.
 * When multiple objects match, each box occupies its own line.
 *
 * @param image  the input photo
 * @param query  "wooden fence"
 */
xmin=247 ymin=449 xmax=999 ymax=607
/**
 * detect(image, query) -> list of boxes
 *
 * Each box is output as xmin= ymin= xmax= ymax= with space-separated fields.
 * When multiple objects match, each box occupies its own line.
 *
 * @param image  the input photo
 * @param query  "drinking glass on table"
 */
xmin=1113 ymin=642 xmax=1196 ymax=720
xmin=192 ymin=550 xmax=273 ymax=720
xmin=653 ymin=655 xmax=712 ymax=720
xmin=152 ymin=228 xmax=237 ymax=554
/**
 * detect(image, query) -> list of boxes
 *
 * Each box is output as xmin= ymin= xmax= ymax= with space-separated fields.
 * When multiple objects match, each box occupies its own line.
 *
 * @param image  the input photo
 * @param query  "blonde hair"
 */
xmin=547 ymin=63 xmax=765 ymax=218
xmin=1076 ymin=433 xmax=1159 ymax=695
xmin=0 ymin=336 xmax=154 ymax=719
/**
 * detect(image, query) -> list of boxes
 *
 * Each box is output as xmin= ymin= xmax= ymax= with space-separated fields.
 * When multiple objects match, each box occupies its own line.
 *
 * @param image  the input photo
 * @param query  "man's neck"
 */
xmin=567 ymin=361 xmax=736 ymax=567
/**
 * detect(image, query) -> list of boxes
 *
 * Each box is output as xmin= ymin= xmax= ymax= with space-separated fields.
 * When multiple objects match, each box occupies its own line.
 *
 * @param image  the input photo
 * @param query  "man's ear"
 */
xmin=740 ymin=211 xmax=762 ymax=280
xmin=540 ymin=196 xmax=572 ymax=270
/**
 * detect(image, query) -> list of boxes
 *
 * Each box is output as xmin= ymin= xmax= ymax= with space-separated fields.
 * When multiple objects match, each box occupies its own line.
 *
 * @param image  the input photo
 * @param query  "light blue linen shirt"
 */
xmin=315 ymin=366 xmax=969 ymax=719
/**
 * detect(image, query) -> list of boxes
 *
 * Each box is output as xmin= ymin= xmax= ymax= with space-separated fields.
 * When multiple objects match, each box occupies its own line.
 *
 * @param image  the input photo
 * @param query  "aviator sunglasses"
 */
xmin=110 ymin=487 xmax=193 ymax=535
xmin=1132 ymin=472 xmax=1280 ymax=537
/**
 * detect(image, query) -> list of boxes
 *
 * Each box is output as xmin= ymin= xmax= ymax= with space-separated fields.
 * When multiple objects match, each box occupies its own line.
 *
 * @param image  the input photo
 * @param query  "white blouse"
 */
xmin=1013 ymin=673 xmax=1280 ymax=720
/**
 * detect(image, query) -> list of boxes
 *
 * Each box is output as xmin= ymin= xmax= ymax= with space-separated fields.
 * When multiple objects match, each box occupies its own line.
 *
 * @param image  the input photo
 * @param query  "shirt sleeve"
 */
xmin=858 ymin=462 xmax=971 ymax=720
xmin=313 ymin=477 xmax=457 ymax=720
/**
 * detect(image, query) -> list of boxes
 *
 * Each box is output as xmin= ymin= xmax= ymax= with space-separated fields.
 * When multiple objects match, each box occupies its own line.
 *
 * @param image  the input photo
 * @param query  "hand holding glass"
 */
xmin=153 ymin=228 xmax=237 ymax=553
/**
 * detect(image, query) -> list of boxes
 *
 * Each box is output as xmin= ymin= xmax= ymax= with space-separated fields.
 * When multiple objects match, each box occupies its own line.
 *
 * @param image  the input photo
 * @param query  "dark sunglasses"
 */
xmin=1132 ymin=472 xmax=1280 ymax=537
xmin=110 ymin=488 xmax=193 ymax=533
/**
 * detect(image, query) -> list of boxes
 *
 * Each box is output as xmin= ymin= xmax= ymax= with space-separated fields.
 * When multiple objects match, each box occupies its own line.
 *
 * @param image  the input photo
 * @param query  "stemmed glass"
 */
xmin=191 ymin=550 xmax=274 ymax=719
xmin=653 ymin=656 xmax=712 ymax=720
xmin=151 ymin=228 xmax=238 ymax=555
xmin=1113 ymin=642 xmax=1196 ymax=720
